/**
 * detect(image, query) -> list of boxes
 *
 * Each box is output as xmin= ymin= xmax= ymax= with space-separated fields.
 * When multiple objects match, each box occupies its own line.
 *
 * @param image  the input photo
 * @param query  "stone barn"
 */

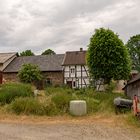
xmin=3 ymin=54 xmax=64 ymax=86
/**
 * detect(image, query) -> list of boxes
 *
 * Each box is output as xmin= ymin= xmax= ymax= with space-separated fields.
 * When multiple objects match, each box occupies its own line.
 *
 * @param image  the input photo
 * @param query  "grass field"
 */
xmin=0 ymin=83 xmax=139 ymax=128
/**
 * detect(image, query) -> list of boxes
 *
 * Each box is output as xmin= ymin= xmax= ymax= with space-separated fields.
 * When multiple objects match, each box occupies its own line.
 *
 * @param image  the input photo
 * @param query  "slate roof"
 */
xmin=0 ymin=52 xmax=17 ymax=64
xmin=4 ymin=54 xmax=64 ymax=73
xmin=62 ymin=51 xmax=87 ymax=65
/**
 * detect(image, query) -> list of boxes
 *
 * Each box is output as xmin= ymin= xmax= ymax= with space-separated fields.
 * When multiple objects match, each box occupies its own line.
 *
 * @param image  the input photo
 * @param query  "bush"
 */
xmin=92 ymin=92 xmax=126 ymax=113
xmin=9 ymin=97 xmax=58 ymax=116
xmin=0 ymin=83 xmax=32 ymax=104
xmin=126 ymin=113 xmax=140 ymax=127
xmin=18 ymin=63 xmax=42 ymax=83
xmin=45 ymin=87 xmax=73 ymax=96
xmin=106 ymin=81 xmax=116 ymax=92
xmin=51 ymin=93 xmax=74 ymax=113
xmin=45 ymin=86 xmax=126 ymax=114
xmin=6 ymin=86 xmax=127 ymax=116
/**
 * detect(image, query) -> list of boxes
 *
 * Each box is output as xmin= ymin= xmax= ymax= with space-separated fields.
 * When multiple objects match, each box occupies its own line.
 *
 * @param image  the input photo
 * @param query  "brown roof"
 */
xmin=62 ymin=51 xmax=87 ymax=65
xmin=4 ymin=54 xmax=64 ymax=73
xmin=0 ymin=52 xmax=17 ymax=64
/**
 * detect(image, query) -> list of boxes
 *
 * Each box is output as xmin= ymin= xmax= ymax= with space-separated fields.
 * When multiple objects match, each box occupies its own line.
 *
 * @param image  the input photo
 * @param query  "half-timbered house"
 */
xmin=62 ymin=48 xmax=90 ymax=88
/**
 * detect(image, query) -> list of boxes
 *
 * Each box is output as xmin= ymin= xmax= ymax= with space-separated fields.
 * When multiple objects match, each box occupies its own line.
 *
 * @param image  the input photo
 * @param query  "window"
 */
xmin=46 ymin=78 xmax=52 ymax=85
xmin=73 ymin=81 xmax=76 ymax=87
xmin=70 ymin=68 xmax=75 ymax=74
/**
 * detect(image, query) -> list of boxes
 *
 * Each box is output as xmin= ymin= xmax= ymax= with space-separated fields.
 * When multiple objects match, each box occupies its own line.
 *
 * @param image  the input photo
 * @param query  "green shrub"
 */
xmin=6 ymin=86 xmax=128 ymax=116
xmin=45 ymin=86 xmax=126 ymax=114
xmin=92 ymin=92 xmax=126 ymax=113
xmin=45 ymin=87 xmax=73 ymax=96
xmin=0 ymin=83 xmax=32 ymax=104
xmin=10 ymin=97 xmax=42 ymax=115
xmin=126 ymin=113 xmax=140 ymax=127
xmin=9 ymin=97 xmax=58 ymax=116
xmin=106 ymin=81 xmax=116 ymax=92
xmin=18 ymin=63 xmax=42 ymax=83
xmin=51 ymin=92 xmax=74 ymax=113
xmin=74 ymin=89 xmax=85 ymax=95
xmin=78 ymin=97 xmax=100 ymax=113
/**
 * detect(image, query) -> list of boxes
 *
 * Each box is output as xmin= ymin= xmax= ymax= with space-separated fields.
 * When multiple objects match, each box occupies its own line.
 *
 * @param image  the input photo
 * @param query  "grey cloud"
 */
xmin=0 ymin=0 xmax=139 ymax=54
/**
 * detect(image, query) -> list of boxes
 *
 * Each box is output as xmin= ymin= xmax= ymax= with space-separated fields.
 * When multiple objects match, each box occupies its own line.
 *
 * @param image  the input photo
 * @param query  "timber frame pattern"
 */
xmin=62 ymin=50 xmax=90 ymax=88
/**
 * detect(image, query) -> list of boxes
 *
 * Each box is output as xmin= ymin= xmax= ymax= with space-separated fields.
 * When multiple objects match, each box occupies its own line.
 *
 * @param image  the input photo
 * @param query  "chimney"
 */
xmin=80 ymin=48 xmax=83 ymax=51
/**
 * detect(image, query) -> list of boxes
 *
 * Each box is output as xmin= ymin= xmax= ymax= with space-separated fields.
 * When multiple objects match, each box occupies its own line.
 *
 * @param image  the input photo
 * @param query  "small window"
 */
xmin=73 ymin=81 xmax=76 ymax=87
xmin=46 ymin=78 xmax=52 ymax=85
xmin=70 ymin=68 xmax=75 ymax=74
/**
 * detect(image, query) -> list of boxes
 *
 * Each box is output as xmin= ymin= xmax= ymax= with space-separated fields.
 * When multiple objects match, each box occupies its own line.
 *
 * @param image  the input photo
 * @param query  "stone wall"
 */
xmin=3 ymin=73 xmax=19 ymax=83
xmin=3 ymin=71 xmax=63 ymax=86
xmin=42 ymin=71 xmax=64 ymax=86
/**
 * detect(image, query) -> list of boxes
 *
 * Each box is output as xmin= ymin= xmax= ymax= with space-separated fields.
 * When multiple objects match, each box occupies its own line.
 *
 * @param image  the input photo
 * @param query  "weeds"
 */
xmin=0 ymin=83 xmax=32 ymax=104
xmin=9 ymin=97 xmax=58 ymax=116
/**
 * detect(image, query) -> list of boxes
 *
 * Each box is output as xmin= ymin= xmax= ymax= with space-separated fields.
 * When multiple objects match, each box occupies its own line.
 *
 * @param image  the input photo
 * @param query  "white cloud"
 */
xmin=0 ymin=0 xmax=139 ymax=54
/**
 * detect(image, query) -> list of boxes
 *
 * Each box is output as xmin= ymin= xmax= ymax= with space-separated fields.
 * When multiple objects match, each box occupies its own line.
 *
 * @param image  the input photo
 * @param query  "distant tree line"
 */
xmin=19 ymin=49 xmax=56 ymax=56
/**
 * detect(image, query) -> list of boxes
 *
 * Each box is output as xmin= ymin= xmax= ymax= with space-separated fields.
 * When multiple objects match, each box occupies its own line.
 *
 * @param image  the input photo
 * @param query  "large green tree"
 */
xmin=20 ymin=50 xmax=34 ymax=56
xmin=18 ymin=64 xmax=42 ymax=83
xmin=126 ymin=34 xmax=140 ymax=72
xmin=41 ymin=49 xmax=56 ymax=55
xmin=87 ymin=28 xmax=131 ymax=84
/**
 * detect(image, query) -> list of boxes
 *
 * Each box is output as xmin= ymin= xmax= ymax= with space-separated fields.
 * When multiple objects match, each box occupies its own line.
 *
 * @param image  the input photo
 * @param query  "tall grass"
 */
xmin=126 ymin=113 xmax=140 ymax=127
xmin=45 ymin=86 xmax=73 ymax=96
xmin=7 ymin=86 xmax=128 ymax=116
xmin=0 ymin=83 xmax=32 ymax=104
xmin=45 ymin=87 xmax=126 ymax=114
xmin=9 ymin=97 xmax=58 ymax=116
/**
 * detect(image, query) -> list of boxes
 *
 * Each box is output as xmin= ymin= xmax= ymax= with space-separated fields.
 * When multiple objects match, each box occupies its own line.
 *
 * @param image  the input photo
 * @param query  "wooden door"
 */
xmin=66 ymin=81 xmax=72 ymax=88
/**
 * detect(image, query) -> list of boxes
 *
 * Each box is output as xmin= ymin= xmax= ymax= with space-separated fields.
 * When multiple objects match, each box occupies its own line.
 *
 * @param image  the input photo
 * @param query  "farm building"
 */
xmin=0 ymin=52 xmax=18 ymax=84
xmin=0 ymin=49 xmax=131 ymax=90
xmin=0 ymin=52 xmax=17 ymax=71
xmin=123 ymin=73 xmax=140 ymax=99
xmin=62 ymin=48 xmax=90 ymax=88
xmin=3 ymin=54 xmax=64 ymax=86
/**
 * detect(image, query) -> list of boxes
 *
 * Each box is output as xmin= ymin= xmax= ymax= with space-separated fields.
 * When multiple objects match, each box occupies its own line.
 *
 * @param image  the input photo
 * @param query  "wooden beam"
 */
xmin=83 ymin=65 xmax=89 ymax=77
xmin=81 ymin=65 xmax=82 ymax=88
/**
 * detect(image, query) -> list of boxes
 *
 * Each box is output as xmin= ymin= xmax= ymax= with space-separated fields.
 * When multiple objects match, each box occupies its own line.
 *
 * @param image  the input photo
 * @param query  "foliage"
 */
xmin=0 ymin=83 xmax=32 ymax=104
xmin=5 ymin=86 xmax=128 ymax=116
xmin=45 ymin=86 xmax=73 ymax=96
xmin=105 ymin=81 xmax=116 ymax=92
xmin=45 ymin=87 xmax=126 ymax=114
xmin=87 ymin=28 xmax=131 ymax=84
xmin=9 ymin=97 xmax=58 ymax=115
xmin=126 ymin=34 xmax=140 ymax=72
xmin=51 ymin=92 xmax=74 ymax=113
xmin=126 ymin=113 xmax=140 ymax=127
xmin=41 ymin=49 xmax=56 ymax=55
xmin=18 ymin=64 xmax=42 ymax=83
xmin=20 ymin=50 xmax=34 ymax=56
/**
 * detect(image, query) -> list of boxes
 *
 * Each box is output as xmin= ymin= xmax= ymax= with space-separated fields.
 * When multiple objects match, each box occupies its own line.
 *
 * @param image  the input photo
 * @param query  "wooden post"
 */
xmin=0 ymin=71 xmax=3 ymax=84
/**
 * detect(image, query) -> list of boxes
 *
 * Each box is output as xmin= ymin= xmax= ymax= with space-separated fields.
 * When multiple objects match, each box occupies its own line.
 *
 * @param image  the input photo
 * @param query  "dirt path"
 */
xmin=0 ymin=121 xmax=139 ymax=140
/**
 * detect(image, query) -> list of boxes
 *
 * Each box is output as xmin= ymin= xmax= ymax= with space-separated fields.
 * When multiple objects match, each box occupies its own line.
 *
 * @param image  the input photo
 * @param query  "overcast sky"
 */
xmin=0 ymin=0 xmax=139 ymax=54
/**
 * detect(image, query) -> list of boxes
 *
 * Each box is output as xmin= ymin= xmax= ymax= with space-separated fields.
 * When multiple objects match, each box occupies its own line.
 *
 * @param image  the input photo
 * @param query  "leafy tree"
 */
xmin=18 ymin=64 xmax=42 ymax=83
xmin=41 ymin=49 xmax=56 ymax=55
xmin=87 ymin=28 xmax=131 ymax=84
xmin=126 ymin=34 xmax=140 ymax=72
xmin=20 ymin=50 xmax=34 ymax=56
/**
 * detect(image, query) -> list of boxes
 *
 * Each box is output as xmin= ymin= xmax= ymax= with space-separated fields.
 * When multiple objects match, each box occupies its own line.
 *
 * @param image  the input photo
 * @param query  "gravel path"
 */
xmin=0 ymin=122 xmax=139 ymax=140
